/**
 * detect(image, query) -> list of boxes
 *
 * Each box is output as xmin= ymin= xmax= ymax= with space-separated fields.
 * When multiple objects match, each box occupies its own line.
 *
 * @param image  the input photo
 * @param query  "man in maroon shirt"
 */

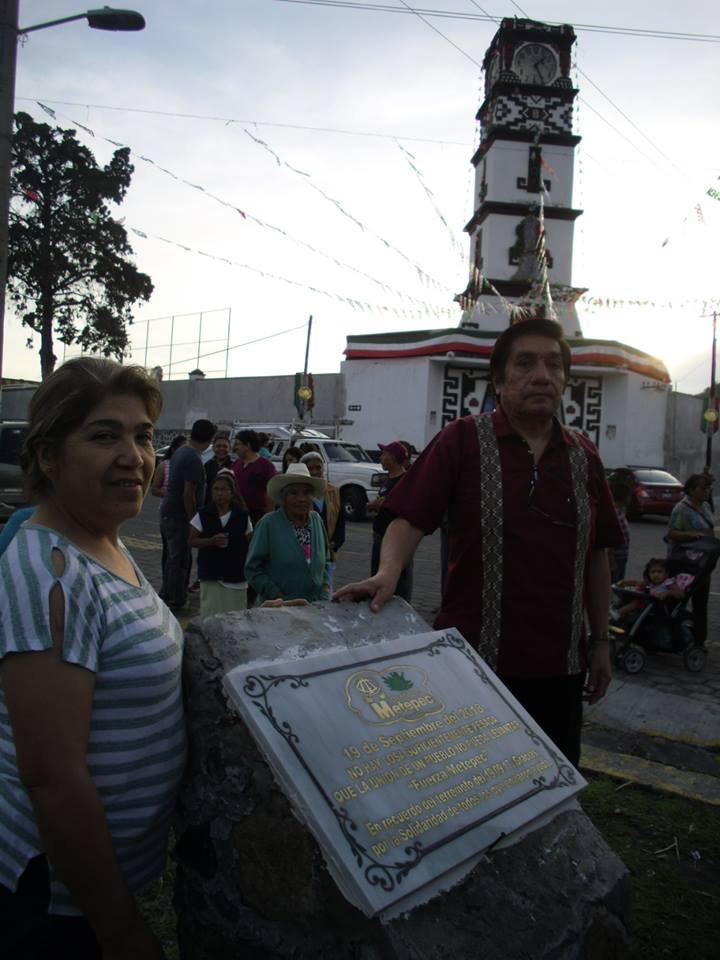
xmin=336 ymin=318 xmax=623 ymax=766
xmin=231 ymin=430 xmax=277 ymax=526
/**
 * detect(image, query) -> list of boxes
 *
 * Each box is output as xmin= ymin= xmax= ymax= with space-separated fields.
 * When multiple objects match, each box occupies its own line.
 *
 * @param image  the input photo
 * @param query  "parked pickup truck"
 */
xmin=235 ymin=425 xmax=386 ymax=521
xmin=0 ymin=421 xmax=29 ymax=526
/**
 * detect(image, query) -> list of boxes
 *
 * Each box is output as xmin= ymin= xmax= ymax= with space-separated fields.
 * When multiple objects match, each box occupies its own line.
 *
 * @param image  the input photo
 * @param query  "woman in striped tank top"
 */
xmin=0 ymin=358 xmax=185 ymax=958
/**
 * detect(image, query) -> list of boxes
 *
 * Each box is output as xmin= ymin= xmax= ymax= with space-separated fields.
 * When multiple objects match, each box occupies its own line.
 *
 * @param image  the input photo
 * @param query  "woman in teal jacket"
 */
xmin=245 ymin=463 xmax=330 ymax=604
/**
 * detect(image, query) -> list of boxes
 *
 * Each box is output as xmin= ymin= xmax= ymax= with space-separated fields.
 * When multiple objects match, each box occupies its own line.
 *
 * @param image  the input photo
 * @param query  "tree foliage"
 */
xmin=8 ymin=112 xmax=153 ymax=378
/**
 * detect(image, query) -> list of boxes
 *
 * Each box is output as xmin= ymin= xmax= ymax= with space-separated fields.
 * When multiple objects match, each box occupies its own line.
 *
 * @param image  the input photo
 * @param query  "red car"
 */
xmin=621 ymin=468 xmax=684 ymax=519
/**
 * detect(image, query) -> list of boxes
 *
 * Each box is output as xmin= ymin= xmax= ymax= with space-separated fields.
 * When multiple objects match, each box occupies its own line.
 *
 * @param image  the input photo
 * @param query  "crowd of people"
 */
xmin=0 ymin=318 xmax=717 ymax=956
xmin=151 ymin=425 xmax=354 ymax=615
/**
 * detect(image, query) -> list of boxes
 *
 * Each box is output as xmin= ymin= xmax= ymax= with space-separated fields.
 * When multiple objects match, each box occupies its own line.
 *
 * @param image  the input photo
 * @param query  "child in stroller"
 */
xmin=610 ymin=538 xmax=720 ymax=674
xmin=612 ymin=558 xmax=693 ymax=623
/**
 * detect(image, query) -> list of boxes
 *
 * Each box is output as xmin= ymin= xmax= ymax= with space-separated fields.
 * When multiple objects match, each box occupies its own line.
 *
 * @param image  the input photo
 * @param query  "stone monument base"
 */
xmin=175 ymin=600 xmax=630 ymax=959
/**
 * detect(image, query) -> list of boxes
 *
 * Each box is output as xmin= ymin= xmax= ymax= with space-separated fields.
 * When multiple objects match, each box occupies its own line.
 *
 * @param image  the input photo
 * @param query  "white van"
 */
xmin=233 ymin=425 xmax=386 ymax=521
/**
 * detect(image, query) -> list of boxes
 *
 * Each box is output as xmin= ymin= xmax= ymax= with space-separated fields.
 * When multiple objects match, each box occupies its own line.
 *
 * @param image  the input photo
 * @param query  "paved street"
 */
xmin=125 ymin=499 xmax=720 ymax=713
xmin=126 ymin=498 xmax=720 ymax=801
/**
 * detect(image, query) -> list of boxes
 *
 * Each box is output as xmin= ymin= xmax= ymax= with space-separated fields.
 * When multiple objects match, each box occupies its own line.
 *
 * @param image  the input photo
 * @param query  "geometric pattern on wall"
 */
xmin=561 ymin=377 xmax=603 ymax=446
xmin=441 ymin=369 xmax=602 ymax=444
xmin=442 ymin=366 xmax=497 ymax=426
xmin=491 ymin=94 xmax=573 ymax=135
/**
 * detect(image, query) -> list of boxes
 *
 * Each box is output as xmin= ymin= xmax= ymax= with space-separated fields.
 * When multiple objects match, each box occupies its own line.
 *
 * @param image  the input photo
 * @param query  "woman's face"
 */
xmin=283 ymin=484 xmax=313 ymax=520
xmin=284 ymin=452 xmax=299 ymax=468
xmin=212 ymin=480 xmax=233 ymax=512
xmin=44 ymin=394 xmax=155 ymax=532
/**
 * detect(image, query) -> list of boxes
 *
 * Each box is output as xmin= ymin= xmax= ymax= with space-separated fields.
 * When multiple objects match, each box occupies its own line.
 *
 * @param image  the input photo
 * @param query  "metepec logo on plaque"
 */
xmin=344 ymin=664 xmax=444 ymax=725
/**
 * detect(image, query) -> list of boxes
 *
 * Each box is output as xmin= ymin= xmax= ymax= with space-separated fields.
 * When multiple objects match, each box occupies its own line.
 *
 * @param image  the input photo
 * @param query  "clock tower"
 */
xmin=458 ymin=18 xmax=584 ymax=335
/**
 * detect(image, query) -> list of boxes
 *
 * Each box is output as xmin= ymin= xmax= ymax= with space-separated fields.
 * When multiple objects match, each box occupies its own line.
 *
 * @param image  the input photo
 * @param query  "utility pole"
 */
xmin=302 ymin=314 xmax=312 ymax=381
xmin=0 ymin=4 xmax=144 ymax=415
xmin=0 ymin=0 xmax=19 ymax=419
xmin=294 ymin=314 xmax=313 ymax=427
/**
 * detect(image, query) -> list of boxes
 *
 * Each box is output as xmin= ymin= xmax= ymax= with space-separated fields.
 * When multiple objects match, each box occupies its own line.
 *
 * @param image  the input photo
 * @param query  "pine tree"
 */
xmin=8 ymin=112 xmax=153 ymax=378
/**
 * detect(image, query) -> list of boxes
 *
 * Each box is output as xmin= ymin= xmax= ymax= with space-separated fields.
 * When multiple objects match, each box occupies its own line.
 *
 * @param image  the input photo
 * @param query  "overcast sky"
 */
xmin=6 ymin=0 xmax=720 ymax=393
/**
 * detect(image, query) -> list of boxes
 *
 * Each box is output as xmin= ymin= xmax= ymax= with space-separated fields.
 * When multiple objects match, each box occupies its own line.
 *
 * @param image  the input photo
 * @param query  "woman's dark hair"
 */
xmin=21 ymin=357 xmax=163 ymax=499
xmin=282 ymin=446 xmax=303 ymax=472
xmin=166 ymin=435 xmax=187 ymax=459
xmin=684 ymin=473 xmax=710 ymax=496
xmin=643 ymin=557 xmax=668 ymax=580
xmin=490 ymin=317 xmax=571 ymax=384
xmin=235 ymin=429 xmax=260 ymax=452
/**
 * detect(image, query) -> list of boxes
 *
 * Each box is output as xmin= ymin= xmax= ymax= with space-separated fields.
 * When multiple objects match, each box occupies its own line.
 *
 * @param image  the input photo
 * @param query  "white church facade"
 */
xmin=340 ymin=17 xmax=669 ymax=467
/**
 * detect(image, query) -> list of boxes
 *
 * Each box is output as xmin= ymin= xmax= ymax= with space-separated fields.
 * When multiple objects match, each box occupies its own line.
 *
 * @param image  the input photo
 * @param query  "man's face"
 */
xmin=213 ymin=438 xmax=230 ymax=461
xmin=494 ymin=335 xmax=566 ymax=422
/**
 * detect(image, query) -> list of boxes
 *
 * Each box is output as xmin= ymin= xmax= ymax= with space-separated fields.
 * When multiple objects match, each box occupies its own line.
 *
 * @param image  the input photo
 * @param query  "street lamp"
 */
xmin=0 ymin=3 xmax=145 ymax=410
xmin=19 ymin=7 xmax=145 ymax=34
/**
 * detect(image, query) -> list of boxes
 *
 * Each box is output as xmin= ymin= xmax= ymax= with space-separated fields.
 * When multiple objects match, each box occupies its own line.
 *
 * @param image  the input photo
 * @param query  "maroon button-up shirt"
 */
xmin=232 ymin=456 xmax=277 ymax=525
xmin=383 ymin=409 xmax=623 ymax=678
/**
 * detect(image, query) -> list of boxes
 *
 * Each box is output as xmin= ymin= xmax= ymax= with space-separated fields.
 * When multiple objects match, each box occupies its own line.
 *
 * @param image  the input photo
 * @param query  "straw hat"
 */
xmin=267 ymin=462 xmax=326 ymax=503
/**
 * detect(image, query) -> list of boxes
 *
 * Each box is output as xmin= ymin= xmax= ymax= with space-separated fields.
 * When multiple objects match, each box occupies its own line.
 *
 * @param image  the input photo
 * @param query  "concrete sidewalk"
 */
xmin=586 ymin=671 xmax=720 ymax=749
xmin=124 ymin=501 xmax=720 ymax=806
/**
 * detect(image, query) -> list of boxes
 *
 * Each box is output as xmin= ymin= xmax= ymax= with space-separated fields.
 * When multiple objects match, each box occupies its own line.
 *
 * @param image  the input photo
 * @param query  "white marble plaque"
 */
xmin=224 ymin=629 xmax=586 ymax=917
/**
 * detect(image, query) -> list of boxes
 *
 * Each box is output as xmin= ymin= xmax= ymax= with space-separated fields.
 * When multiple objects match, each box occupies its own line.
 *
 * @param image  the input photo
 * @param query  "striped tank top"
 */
xmin=0 ymin=524 xmax=186 ymax=914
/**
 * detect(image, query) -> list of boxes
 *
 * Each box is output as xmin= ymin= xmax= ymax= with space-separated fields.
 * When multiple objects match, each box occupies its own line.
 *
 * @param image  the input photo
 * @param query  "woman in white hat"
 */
xmin=244 ymin=463 xmax=330 ymax=604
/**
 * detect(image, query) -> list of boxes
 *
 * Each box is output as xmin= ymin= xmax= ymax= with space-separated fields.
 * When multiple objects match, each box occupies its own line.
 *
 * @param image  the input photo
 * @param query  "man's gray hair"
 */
xmin=300 ymin=452 xmax=323 ymax=464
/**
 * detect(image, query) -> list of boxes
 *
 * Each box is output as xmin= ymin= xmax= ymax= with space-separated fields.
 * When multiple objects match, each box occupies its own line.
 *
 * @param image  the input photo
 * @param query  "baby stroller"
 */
xmin=610 ymin=536 xmax=720 ymax=674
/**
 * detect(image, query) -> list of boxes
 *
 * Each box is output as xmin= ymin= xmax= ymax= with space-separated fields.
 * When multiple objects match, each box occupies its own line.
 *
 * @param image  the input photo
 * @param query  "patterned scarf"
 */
xmin=475 ymin=415 xmax=590 ymax=672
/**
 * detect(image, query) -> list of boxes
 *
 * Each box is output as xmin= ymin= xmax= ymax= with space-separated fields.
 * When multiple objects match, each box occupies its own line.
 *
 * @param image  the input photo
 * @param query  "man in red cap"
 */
xmin=337 ymin=318 xmax=623 ymax=767
xmin=366 ymin=441 xmax=413 ymax=601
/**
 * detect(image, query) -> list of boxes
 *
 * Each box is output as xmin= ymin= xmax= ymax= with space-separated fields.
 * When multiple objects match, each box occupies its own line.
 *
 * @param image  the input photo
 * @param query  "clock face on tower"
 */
xmin=513 ymin=43 xmax=558 ymax=85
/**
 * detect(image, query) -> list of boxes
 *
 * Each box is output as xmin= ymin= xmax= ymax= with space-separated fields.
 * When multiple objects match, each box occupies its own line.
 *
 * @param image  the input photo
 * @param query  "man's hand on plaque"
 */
xmin=333 ymin=572 xmax=398 ymax=613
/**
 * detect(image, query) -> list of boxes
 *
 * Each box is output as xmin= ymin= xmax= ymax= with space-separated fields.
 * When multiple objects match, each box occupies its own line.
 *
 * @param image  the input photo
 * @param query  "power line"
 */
xmin=466 ymin=0 xmax=499 ymax=24
xmin=501 ymin=1 xmax=696 ymax=183
xmin=394 ymin=0 xmax=482 ymax=68
xmin=507 ymin=1 xmax=694 ymax=183
xmin=675 ymin=354 xmax=712 ymax=387
xmin=276 ymin=1 xmax=698 ymax=184
xmin=275 ymin=1 xmax=720 ymax=42
xmin=508 ymin=1 xmax=530 ymax=17
xmin=14 ymin=97 xmax=470 ymax=147
xmin=577 ymin=96 xmax=665 ymax=170
xmin=577 ymin=69 xmax=691 ymax=184
xmin=161 ymin=323 xmax=309 ymax=372
xmin=301 ymin=0 xmax=687 ymax=184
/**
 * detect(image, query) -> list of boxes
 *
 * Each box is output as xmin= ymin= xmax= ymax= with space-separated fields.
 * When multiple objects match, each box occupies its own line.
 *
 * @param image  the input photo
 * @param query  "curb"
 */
xmin=580 ymin=743 xmax=720 ymax=806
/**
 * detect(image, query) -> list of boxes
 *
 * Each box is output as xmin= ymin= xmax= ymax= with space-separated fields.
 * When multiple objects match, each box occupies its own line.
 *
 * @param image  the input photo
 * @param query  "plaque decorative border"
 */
xmin=241 ymin=633 xmax=578 ymax=894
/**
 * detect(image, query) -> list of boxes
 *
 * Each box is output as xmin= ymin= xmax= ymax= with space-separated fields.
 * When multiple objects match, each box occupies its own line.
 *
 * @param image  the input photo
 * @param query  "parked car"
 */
xmin=612 ymin=467 xmax=684 ymax=519
xmin=234 ymin=425 xmax=386 ymax=521
xmin=0 ymin=421 xmax=29 ymax=526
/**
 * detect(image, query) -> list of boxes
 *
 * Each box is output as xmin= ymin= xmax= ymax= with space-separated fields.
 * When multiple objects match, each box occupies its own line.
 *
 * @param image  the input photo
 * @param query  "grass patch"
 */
xmin=580 ymin=774 xmax=720 ymax=960
xmin=142 ymin=780 xmax=719 ymax=959
xmin=138 ymin=848 xmax=179 ymax=960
